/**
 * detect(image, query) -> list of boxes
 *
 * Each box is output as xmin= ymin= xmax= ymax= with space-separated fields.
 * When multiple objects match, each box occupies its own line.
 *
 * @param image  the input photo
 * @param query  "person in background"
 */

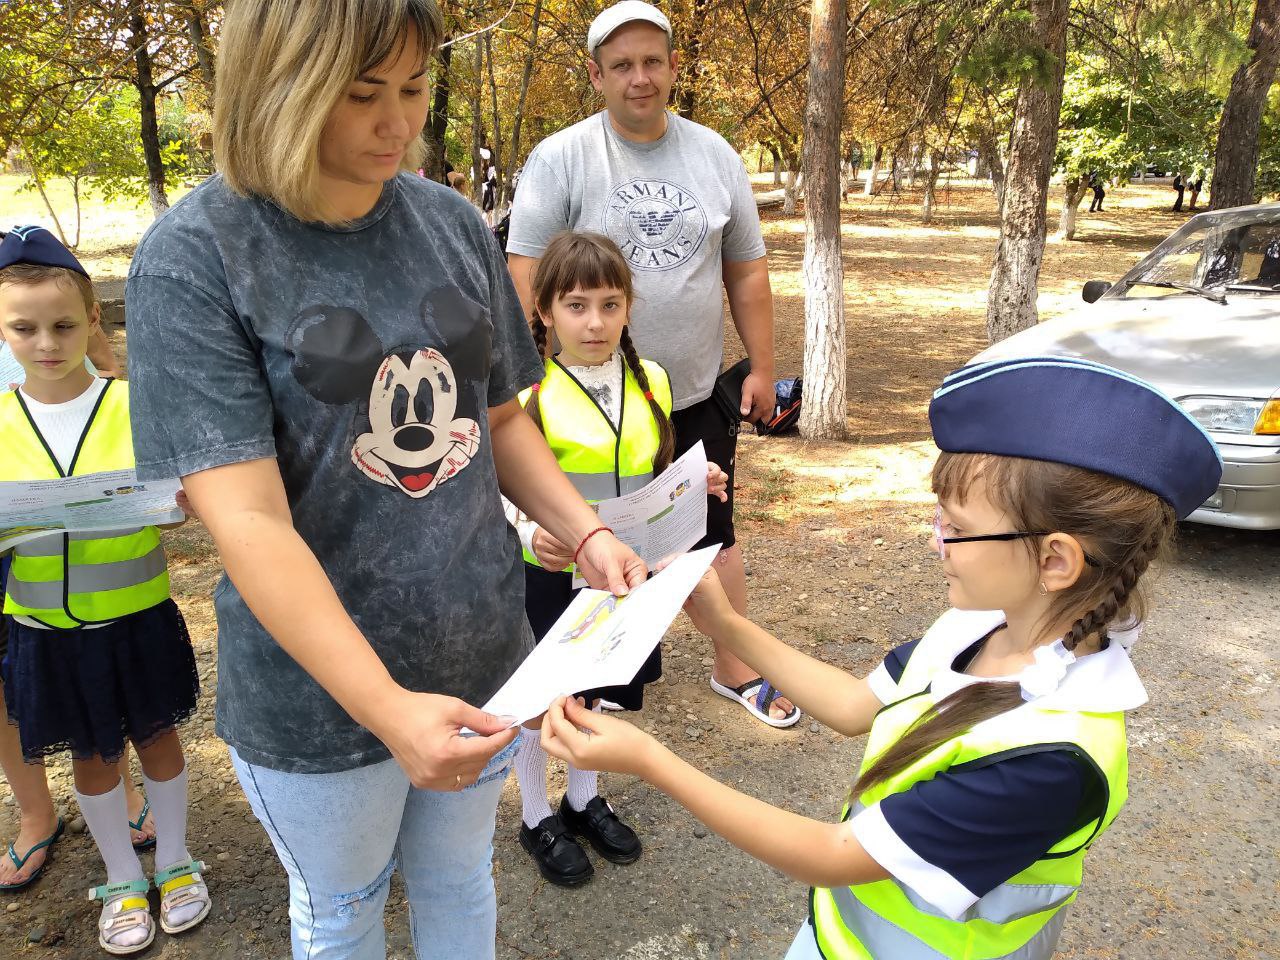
xmin=508 ymin=0 xmax=796 ymax=730
xmin=0 ymin=226 xmax=208 ymax=953
xmin=505 ymin=232 xmax=727 ymax=887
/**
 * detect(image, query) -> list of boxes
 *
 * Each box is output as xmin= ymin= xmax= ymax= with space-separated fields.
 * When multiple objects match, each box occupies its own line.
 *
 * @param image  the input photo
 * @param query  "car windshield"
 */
xmin=1118 ymin=209 xmax=1280 ymax=297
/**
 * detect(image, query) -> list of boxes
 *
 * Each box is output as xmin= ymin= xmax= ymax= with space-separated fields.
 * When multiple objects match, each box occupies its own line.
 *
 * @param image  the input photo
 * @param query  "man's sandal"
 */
xmin=89 ymin=878 xmax=154 ymax=955
xmin=155 ymin=859 xmax=211 ymax=935
xmin=128 ymin=798 xmax=156 ymax=851
xmin=710 ymin=676 xmax=802 ymax=729
xmin=0 ymin=817 xmax=64 ymax=892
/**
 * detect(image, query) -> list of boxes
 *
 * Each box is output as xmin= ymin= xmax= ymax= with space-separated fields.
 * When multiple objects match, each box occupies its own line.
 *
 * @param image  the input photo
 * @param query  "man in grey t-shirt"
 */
xmin=507 ymin=1 xmax=797 ymax=727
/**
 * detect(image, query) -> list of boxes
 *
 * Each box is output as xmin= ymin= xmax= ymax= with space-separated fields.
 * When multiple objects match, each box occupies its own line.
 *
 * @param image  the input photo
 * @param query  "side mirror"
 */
xmin=1082 ymin=280 xmax=1111 ymax=303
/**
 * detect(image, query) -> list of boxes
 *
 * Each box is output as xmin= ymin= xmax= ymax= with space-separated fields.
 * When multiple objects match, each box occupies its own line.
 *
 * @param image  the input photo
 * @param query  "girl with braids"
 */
xmin=503 ymin=231 xmax=728 ymax=887
xmin=539 ymin=356 xmax=1223 ymax=958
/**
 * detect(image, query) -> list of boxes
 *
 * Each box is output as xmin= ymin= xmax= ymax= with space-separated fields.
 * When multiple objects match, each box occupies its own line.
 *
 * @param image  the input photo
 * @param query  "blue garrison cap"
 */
xmin=929 ymin=356 xmax=1223 ymax=519
xmin=0 ymin=225 xmax=89 ymax=278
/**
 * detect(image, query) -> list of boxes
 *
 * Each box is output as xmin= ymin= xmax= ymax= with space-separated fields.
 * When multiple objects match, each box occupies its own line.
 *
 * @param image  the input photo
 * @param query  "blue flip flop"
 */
xmin=129 ymin=798 xmax=156 ymax=851
xmin=0 ymin=816 xmax=64 ymax=892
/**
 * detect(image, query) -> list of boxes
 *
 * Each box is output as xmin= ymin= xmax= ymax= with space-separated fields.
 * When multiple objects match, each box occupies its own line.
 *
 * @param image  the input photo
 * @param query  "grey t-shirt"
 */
xmin=126 ymin=174 xmax=543 ymax=774
xmin=508 ymin=111 xmax=766 ymax=410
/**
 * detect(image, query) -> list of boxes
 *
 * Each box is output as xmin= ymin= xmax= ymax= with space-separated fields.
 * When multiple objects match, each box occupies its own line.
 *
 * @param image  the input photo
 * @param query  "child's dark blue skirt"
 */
xmin=2 ymin=599 xmax=199 ymax=763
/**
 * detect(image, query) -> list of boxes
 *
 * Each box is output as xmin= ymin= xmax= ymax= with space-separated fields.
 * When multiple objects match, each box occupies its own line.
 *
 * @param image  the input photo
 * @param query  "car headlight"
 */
xmin=1179 ymin=396 xmax=1280 ymax=435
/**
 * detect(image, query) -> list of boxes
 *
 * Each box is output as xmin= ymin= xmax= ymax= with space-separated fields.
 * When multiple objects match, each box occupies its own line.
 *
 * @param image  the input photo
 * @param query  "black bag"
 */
xmin=493 ymin=212 xmax=511 ymax=255
xmin=756 ymin=376 xmax=803 ymax=435
xmin=712 ymin=357 xmax=752 ymax=428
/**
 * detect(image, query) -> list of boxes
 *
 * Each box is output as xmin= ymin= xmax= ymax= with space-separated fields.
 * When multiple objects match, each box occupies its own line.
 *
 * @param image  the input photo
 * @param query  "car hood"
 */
xmin=974 ymin=297 xmax=1280 ymax=399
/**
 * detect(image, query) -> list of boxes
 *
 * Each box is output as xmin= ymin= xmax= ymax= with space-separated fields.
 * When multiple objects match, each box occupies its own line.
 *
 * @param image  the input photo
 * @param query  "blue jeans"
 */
xmin=231 ymin=739 xmax=517 ymax=960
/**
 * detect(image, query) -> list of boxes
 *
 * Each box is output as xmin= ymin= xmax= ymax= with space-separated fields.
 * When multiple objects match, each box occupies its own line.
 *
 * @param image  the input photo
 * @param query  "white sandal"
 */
xmin=89 ymin=878 xmax=154 ymax=956
xmin=710 ymin=676 xmax=802 ymax=728
xmin=155 ymin=859 xmax=211 ymax=935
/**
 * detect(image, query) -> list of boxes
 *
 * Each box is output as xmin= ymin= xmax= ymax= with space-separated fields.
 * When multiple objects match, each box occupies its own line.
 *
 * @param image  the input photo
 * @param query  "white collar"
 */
xmin=925 ymin=609 xmax=1148 ymax=713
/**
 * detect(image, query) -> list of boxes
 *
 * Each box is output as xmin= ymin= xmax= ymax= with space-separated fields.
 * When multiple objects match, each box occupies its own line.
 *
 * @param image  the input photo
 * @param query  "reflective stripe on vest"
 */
xmin=561 ymin=470 xmax=655 ymax=501
xmin=813 ymin=884 xmax=1071 ymax=960
xmin=0 ymin=381 xmax=170 ymax=628
xmin=811 ymin=671 xmax=1127 ymax=959
xmin=519 ymin=356 xmax=672 ymax=568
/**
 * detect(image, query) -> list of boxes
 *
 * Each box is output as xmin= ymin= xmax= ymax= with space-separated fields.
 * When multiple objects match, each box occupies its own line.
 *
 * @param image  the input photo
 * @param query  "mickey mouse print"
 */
xmin=284 ymin=287 xmax=489 ymax=499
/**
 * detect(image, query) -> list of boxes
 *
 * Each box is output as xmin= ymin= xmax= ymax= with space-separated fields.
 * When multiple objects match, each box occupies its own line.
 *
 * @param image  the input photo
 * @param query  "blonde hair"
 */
xmin=214 ymin=0 xmax=443 ymax=223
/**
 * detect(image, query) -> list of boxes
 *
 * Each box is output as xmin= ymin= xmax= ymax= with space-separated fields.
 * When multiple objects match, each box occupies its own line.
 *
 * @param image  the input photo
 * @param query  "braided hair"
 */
xmin=852 ymin=452 xmax=1177 ymax=797
xmin=525 ymin=232 xmax=674 ymax=471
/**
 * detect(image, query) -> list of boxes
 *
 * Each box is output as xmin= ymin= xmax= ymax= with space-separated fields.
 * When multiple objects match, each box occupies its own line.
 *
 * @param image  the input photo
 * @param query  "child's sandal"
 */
xmin=155 ymin=859 xmax=211 ymax=935
xmin=88 ymin=878 xmax=154 ymax=956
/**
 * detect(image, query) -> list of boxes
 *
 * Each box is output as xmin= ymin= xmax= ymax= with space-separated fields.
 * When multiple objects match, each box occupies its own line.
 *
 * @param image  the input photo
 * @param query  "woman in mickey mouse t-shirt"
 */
xmin=123 ymin=2 xmax=644 ymax=958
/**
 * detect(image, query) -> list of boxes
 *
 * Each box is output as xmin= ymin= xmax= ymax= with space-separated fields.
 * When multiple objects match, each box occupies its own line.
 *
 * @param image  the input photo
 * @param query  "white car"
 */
xmin=974 ymin=203 xmax=1280 ymax=530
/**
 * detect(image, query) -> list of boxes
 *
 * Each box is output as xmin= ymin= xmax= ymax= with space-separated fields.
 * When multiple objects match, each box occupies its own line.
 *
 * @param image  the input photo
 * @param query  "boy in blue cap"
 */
xmin=0 ymin=226 xmax=209 ymax=952
xmin=0 ymin=228 xmax=121 ymax=387
xmin=538 ymin=356 xmax=1222 ymax=960
xmin=0 ymin=228 xmax=152 ymax=896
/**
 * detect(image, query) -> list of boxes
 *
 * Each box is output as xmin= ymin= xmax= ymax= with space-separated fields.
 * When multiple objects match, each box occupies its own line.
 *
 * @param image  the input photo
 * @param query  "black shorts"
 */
xmin=671 ymin=393 xmax=738 ymax=551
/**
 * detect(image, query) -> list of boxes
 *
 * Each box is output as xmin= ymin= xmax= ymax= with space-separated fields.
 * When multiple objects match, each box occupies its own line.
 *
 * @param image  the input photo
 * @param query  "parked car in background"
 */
xmin=974 ymin=203 xmax=1280 ymax=530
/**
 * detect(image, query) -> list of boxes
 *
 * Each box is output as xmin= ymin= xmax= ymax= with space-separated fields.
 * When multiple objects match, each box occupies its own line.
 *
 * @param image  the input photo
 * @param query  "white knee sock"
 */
xmin=143 ymin=765 xmax=204 ymax=927
xmin=566 ymin=704 xmax=603 ymax=812
xmin=142 ymin=764 xmax=191 ymax=871
xmin=76 ymin=779 xmax=145 ymax=884
xmin=514 ymin=728 xmax=553 ymax=828
xmin=565 ymin=765 xmax=600 ymax=812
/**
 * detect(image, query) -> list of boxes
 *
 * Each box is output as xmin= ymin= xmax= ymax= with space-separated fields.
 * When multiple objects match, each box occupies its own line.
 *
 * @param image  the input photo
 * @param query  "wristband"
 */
xmin=572 ymin=526 xmax=614 ymax=566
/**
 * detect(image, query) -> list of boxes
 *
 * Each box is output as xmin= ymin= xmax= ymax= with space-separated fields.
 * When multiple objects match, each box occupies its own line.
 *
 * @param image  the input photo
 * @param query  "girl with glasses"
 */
xmin=538 ymin=356 xmax=1222 ymax=960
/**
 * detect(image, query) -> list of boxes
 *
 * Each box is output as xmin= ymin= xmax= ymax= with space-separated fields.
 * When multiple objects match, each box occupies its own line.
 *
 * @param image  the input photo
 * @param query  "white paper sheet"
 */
xmin=0 ymin=468 xmax=183 ymax=553
xmin=484 ymin=544 xmax=720 ymax=727
xmin=571 ymin=441 xmax=709 ymax=587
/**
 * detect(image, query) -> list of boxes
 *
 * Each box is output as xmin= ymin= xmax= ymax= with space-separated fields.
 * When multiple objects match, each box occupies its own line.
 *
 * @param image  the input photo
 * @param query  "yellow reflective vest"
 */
xmin=811 ymin=624 xmax=1129 ymax=960
xmin=0 ymin=380 xmax=170 ymax=629
xmin=519 ymin=355 xmax=672 ymax=568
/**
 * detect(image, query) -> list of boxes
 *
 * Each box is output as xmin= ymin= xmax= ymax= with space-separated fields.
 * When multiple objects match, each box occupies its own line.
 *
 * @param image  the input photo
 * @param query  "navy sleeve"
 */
xmin=878 ymin=750 xmax=1105 ymax=899
xmin=881 ymin=639 xmax=922 ymax=684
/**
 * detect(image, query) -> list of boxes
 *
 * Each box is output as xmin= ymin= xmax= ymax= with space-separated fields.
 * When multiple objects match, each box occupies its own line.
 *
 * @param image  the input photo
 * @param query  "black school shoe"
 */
xmin=518 ymin=814 xmax=594 ymax=887
xmin=559 ymin=795 xmax=642 ymax=865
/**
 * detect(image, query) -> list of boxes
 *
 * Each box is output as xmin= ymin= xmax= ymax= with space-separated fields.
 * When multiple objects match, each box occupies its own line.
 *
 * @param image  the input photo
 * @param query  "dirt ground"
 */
xmin=2 ymin=181 xmax=1277 ymax=959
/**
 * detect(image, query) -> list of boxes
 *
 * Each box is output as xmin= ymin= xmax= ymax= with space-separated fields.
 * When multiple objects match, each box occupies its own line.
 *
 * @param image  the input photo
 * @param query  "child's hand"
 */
xmin=706 ymin=461 xmax=729 ymax=503
xmin=541 ymin=696 xmax=658 ymax=777
xmin=175 ymin=490 xmax=200 ymax=521
xmin=531 ymin=526 xmax=574 ymax=571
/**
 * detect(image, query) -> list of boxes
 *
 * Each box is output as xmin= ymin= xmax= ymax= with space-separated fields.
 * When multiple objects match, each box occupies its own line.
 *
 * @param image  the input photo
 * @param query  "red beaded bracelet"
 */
xmin=572 ymin=526 xmax=614 ymax=566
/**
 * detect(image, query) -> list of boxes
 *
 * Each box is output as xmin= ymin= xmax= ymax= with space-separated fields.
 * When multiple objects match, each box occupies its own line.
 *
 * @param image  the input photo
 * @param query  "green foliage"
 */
xmin=18 ymin=86 xmax=188 ymax=211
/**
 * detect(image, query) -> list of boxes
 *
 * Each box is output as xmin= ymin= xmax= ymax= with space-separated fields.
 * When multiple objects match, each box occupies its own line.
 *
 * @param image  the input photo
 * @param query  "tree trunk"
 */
xmin=1056 ymin=175 xmax=1088 ymax=240
xmin=503 ymin=0 xmax=543 ymax=205
xmin=1209 ymin=0 xmax=1280 ymax=209
xmin=770 ymin=144 xmax=782 ymax=186
xmin=976 ymin=128 xmax=1005 ymax=208
xmin=675 ymin=0 xmax=710 ymax=120
xmin=799 ymin=0 xmax=847 ymax=441
xmin=22 ymin=146 xmax=68 ymax=246
xmin=129 ymin=3 xmax=169 ymax=216
xmin=72 ymin=176 xmax=82 ymax=249
xmin=864 ymin=144 xmax=881 ymax=196
xmin=922 ymin=150 xmax=940 ymax=224
xmin=484 ymin=33 xmax=503 ymax=205
xmin=424 ymin=44 xmax=452 ymax=182
xmin=985 ymin=0 xmax=1068 ymax=342
xmin=782 ymin=142 xmax=802 ymax=215
xmin=471 ymin=36 xmax=484 ymax=204
xmin=182 ymin=1 xmax=216 ymax=88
